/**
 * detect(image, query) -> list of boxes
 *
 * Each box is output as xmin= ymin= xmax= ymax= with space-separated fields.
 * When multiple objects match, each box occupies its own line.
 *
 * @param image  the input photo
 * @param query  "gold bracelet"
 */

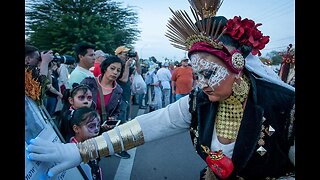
xmin=107 ymin=129 xmax=122 ymax=153
xmin=94 ymin=135 xmax=109 ymax=157
xmin=87 ymin=138 xmax=99 ymax=160
xmin=77 ymin=142 xmax=89 ymax=163
xmin=77 ymin=119 xmax=145 ymax=161
xmin=118 ymin=120 xmax=144 ymax=151
xmin=77 ymin=139 xmax=98 ymax=163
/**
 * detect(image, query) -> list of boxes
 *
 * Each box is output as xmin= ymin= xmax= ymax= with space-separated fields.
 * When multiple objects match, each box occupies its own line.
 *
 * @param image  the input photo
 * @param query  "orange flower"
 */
xmin=25 ymin=68 xmax=42 ymax=102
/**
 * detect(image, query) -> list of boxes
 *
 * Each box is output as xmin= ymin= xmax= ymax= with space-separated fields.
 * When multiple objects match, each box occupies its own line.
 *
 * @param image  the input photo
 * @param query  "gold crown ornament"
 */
xmin=188 ymin=0 xmax=223 ymax=18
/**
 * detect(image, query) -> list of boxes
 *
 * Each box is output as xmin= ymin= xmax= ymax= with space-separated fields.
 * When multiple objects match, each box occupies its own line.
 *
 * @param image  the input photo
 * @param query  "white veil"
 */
xmin=244 ymin=53 xmax=295 ymax=92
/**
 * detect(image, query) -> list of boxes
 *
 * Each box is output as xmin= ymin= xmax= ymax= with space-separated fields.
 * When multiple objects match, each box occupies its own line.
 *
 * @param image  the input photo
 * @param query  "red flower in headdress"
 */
xmin=223 ymin=16 xmax=270 ymax=56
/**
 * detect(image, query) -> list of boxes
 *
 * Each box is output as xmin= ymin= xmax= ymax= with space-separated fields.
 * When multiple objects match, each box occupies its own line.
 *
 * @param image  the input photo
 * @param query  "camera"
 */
xmin=41 ymin=50 xmax=76 ymax=65
xmin=127 ymin=49 xmax=137 ymax=58
xmin=52 ymin=55 xmax=75 ymax=65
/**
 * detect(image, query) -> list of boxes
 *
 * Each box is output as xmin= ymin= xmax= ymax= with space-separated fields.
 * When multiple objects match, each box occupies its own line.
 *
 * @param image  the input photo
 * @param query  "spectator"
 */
xmin=156 ymin=62 xmax=172 ymax=107
xmin=68 ymin=107 xmax=103 ymax=180
xmin=168 ymin=62 xmax=176 ymax=103
xmin=90 ymin=50 xmax=107 ymax=77
xmin=171 ymin=58 xmax=195 ymax=101
xmin=144 ymin=64 xmax=157 ymax=108
xmin=80 ymin=55 xmax=124 ymax=133
xmin=44 ymin=61 xmax=63 ymax=116
xmin=137 ymin=64 xmax=148 ymax=109
xmin=67 ymin=42 xmax=95 ymax=89
xmin=25 ymin=44 xmax=54 ymax=105
xmin=55 ymin=62 xmax=70 ymax=113
xmin=149 ymin=66 xmax=162 ymax=111
xmin=114 ymin=46 xmax=141 ymax=159
xmin=58 ymin=84 xmax=95 ymax=142
xmin=25 ymin=45 xmax=53 ymax=78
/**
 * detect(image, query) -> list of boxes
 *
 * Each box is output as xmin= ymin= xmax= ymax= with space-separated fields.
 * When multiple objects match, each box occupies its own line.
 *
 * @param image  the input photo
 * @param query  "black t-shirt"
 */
xmin=117 ymin=66 xmax=135 ymax=102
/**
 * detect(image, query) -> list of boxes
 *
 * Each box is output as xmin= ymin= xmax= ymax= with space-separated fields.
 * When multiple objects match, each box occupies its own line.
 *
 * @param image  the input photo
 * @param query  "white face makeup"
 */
xmin=190 ymin=54 xmax=229 ymax=91
xmin=84 ymin=117 xmax=101 ymax=135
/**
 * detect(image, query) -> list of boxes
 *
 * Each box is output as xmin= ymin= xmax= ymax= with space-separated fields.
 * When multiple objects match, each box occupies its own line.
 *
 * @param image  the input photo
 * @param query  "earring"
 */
xmin=232 ymin=76 xmax=249 ymax=102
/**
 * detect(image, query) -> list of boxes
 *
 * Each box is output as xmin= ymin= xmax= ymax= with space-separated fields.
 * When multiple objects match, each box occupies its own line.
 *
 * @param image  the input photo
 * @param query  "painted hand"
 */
xmin=26 ymin=137 xmax=82 ymax=177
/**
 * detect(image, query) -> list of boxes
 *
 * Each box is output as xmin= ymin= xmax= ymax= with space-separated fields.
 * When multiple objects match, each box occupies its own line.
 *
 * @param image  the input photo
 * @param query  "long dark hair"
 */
xmin=67 ymin=107 xmax=100 ymax=140
xmin=57 ymin=83 xmax=95 ymax=141
xmin=100 ymin=55 xmax=124 ymax=79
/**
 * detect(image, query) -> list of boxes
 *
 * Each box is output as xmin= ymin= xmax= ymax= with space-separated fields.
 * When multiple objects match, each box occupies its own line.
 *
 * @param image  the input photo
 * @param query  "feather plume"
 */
xmin=166 ymin=5 xmax=225 ymax=51
xmin=188 ymin=0 xmax=223 ymax=18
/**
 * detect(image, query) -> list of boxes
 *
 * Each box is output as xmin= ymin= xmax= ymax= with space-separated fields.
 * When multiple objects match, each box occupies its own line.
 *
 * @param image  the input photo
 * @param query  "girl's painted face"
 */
xmin=190 ymin=52 xmax=236 ymax=102
xmin=69 ymin=90 xmax=93 ymax=109
xmin=103 ymin=62 xmax=122 ymax=81
xmin=75 ymin=117 xmax=101 ymax=141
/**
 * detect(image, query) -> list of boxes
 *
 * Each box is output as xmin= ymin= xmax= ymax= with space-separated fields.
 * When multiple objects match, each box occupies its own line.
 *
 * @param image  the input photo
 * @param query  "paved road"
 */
xmin=99 ymin=105 xmax=206 ymax=180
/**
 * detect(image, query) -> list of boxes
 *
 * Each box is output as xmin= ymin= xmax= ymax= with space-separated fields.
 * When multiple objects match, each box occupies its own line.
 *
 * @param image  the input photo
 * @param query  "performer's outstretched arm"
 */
xmin=26 ymin=95 xmax=191 ymax=177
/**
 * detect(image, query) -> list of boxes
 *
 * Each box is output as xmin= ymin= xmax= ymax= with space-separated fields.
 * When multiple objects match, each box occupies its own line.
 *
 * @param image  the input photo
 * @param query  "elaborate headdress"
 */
xmin=165 ymin=0 xmax=269 ymax=74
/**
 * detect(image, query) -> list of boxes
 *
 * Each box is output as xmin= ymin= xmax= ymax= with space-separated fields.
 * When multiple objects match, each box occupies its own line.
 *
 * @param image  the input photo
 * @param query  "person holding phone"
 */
xmin=80 ymin=55 xmax=124 ymax=133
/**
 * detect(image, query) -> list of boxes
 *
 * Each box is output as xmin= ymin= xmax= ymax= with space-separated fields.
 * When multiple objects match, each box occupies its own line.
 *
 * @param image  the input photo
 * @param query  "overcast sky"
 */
xmin=115 ymin=0 xmax=295 ymax=62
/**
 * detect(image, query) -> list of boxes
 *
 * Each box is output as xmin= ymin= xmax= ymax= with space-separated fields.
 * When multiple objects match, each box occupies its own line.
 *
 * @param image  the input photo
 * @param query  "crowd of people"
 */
xmin=25 ymin=41 xmax=196 ymax=179
xmin=25 ymin=0 xmax=295 ymax=179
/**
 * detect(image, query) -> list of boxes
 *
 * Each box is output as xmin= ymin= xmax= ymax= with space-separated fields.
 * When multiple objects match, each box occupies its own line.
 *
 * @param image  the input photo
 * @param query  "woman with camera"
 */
xmin=113 ymin=46 xmax=142 ymax=159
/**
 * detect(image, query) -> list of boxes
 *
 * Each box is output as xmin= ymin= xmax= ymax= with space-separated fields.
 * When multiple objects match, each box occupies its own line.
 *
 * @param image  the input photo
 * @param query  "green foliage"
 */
xmin=259 ymin=57 xmax=271 ymax=65
xmin=265 ymin=50 xmax=282 ymax=65
xmin=25 ymin=0 xmax=141 ymax=56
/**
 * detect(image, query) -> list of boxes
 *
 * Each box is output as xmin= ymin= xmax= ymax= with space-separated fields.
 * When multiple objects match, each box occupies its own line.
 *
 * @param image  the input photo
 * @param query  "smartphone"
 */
xmin=101 ymin=120 xmax=120 ymax=130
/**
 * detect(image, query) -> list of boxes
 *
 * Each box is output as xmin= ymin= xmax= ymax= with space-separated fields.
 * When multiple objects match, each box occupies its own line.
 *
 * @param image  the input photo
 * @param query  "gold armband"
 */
xmin=107 ymin=129 xmax=122 ymax=153
xmin=95 ymin=135 xmax=109 ymax=158
xmin=77 ymin=138 xmax=99 ymax=163
xmin=117 ymin=120 xmax=144 ymax=151
xmin=77 ymin=119 xmax=144 ymax=162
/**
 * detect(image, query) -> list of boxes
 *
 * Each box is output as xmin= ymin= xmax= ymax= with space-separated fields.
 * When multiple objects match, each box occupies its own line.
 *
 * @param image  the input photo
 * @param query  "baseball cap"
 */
xmin=114 ymin=46 xmax=130 ymax=55
xmin=94 ymin=50 xmax=106 ymax=58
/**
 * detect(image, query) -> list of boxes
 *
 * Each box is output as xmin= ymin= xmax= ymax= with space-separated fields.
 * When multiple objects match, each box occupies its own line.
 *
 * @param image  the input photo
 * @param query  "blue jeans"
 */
xmin=162 ymin=89 xmax=171 ymax=107
xmin=44 ymin=96 xmax=58 ymax=116
xmin=175 ymin=94 xmax=188 ymax=101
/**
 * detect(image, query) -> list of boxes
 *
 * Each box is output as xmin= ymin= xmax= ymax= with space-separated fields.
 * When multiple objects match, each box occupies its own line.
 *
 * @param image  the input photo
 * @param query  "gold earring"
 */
xmin=232 ymin=76 xmax=249 ymax=102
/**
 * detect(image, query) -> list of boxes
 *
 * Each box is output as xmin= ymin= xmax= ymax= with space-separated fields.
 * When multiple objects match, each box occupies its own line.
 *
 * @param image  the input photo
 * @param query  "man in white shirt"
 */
xmin=67 ymin=42 xmax=95 ymax=89
xmin=156 ymin=62 xmax=172 ymax=107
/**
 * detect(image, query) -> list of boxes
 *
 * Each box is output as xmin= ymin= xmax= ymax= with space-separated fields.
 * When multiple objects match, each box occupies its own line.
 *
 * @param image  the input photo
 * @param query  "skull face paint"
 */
xmin=190 ymin=54 xmax=229 ymax=91
xmin=80 ymin=117 xmax=101 ymax=135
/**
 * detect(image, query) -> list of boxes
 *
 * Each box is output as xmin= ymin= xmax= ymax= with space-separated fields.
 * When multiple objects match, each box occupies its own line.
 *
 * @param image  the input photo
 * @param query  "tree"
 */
xmin=265 ymin=50 xmax=283 ymax=65
xmin=259 ymin=57 xmax=271 ymax=65
xmin=25 ymin=0 xmax=140 ymax=56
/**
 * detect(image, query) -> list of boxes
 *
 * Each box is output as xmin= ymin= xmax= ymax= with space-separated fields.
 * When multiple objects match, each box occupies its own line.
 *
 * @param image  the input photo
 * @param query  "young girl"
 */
xmin=68 ymin=107 xmax=102 ymax=180
xmin=57 ymin=83 xmax=96 ymax=142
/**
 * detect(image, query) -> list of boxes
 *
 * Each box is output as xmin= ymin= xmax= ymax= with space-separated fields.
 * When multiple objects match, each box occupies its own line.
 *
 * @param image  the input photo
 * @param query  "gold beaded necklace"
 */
xmin=215 ymin=75 xmax=250 ymax=140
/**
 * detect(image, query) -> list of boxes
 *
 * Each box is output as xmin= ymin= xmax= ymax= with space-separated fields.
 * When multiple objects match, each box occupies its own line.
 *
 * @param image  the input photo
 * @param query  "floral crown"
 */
xmin=223 ymin=16 xmax=270 ymax=56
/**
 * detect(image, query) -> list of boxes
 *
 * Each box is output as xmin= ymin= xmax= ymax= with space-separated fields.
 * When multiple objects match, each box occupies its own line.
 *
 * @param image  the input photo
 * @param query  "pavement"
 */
xmin=99 ymin=103 xmax=206 ymax=179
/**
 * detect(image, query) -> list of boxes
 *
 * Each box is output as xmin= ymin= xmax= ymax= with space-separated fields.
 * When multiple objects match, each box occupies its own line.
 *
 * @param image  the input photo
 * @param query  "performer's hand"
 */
xmin=26 ymin=137 xmax=82 ymax=177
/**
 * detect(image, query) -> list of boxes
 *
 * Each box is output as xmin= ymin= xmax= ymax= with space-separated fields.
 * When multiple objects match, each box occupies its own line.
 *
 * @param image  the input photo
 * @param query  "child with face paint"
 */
xmin=68 ymin=107 xmax=102 ymax=180
xmin=57 ymin=84 xmax=96 ymax=142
